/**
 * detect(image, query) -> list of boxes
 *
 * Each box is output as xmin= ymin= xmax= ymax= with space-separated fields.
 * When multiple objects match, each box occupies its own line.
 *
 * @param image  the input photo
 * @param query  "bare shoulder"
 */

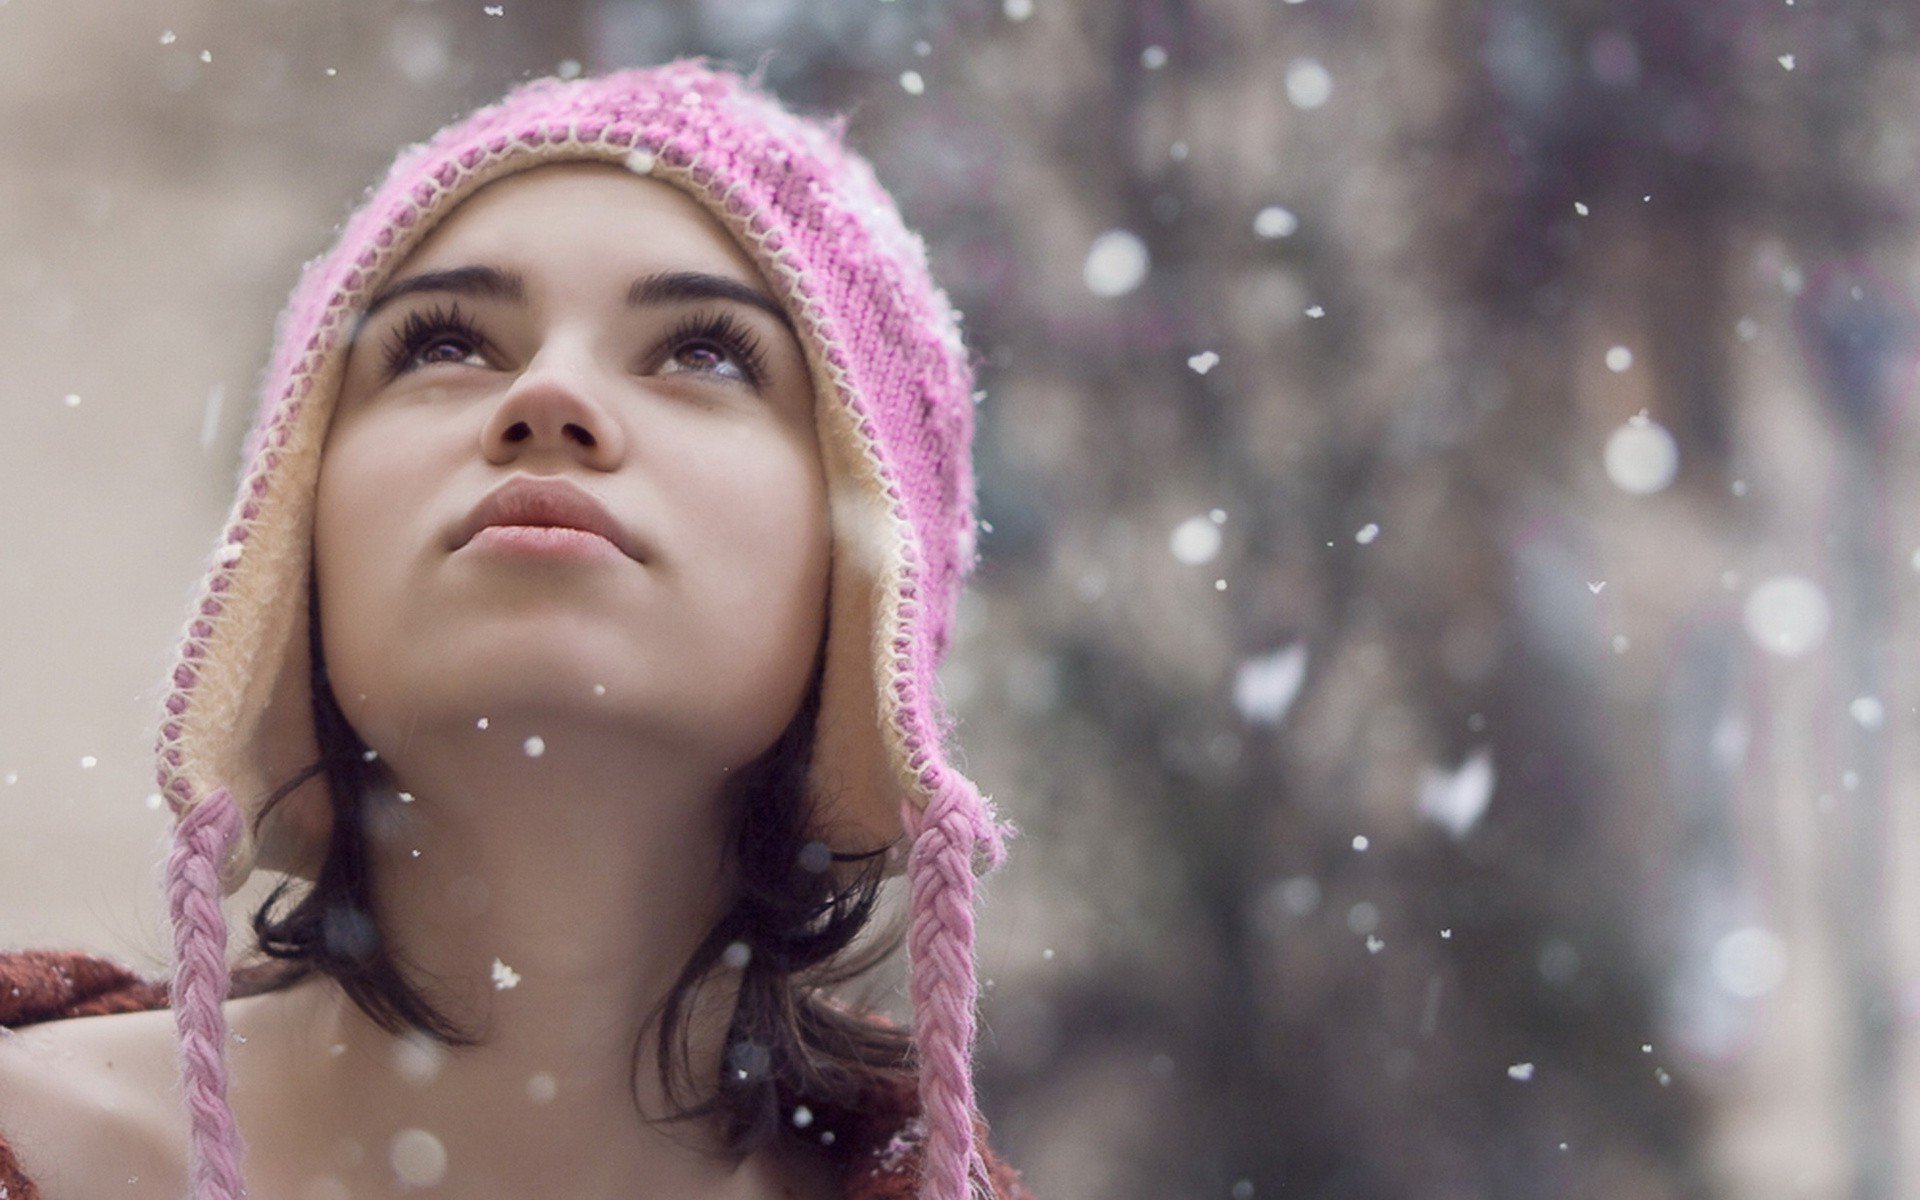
xmin=0 ymin=1009 xmax=189 ymax=1200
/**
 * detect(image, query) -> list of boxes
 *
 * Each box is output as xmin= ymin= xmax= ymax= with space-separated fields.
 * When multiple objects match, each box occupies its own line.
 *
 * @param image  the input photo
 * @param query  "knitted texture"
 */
xmin=148 ymin=58 xmax=1016 ymax=1200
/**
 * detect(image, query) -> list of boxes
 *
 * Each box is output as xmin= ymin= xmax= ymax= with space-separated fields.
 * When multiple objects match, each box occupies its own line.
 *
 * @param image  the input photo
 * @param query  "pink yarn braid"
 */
xmin=165 ymin=787 xmax=249 ymax=1200
xmin=905 ymin=777 xmax=1005 ymax=1200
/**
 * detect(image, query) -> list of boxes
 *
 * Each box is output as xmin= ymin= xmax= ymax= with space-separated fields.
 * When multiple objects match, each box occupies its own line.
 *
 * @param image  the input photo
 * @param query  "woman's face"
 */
xmin=314 ymin=161 xmax=829 ymax=773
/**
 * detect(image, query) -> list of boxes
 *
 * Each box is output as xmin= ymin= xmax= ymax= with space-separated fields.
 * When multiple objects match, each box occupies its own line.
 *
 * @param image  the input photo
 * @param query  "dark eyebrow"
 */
xmin=355 ymin=264 xmax=797 ymax=339
xmin=628 ymin=270 xmax=796 ymax=338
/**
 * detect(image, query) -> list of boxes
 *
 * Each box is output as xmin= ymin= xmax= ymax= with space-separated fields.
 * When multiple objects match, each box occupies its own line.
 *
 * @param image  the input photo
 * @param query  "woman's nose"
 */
xmin=480 ymin=349 xmax=626 ymax=470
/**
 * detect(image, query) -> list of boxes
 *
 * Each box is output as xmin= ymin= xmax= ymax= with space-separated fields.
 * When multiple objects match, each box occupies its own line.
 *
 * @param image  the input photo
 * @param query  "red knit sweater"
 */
xmin=0 ymin=950 xmax=1030 ymax=1200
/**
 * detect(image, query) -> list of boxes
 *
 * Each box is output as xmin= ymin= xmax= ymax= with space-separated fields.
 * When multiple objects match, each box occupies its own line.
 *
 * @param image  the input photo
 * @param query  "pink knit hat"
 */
xmin=155 ymin=58 xmax=1011 ymax=1200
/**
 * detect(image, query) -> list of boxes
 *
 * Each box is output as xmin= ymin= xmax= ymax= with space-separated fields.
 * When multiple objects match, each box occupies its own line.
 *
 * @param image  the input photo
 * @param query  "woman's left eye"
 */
xmin=382 ymin=302 xmax=489 ymax=378
xmin=657 ymin=311 xmax=771 ymax=389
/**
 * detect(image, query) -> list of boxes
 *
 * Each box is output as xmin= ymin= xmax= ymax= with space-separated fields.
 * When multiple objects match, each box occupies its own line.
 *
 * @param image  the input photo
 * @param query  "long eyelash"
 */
xmin=382 ymin=301 xmax=486 ymax=379
xmin=665 ymin=310 xmax=771 ymax=388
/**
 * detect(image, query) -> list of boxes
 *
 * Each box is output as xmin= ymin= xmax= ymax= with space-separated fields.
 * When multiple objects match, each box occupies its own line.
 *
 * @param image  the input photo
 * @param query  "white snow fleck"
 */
xmin=1612 ymin=634 xmax=1630 ymax=654
xmin=1285 ymin=58 xmax=1333 ymax=109
xmin=1736 ymin=316 xmax=1759 ymax=341
xmin=62 ymin=393 xmax=80 ymax=408
xmin=624 ymin=148 xmax=657 ymax=175
xmin=1365 ymin=934 xmax=1385 ymax=954
xmin=523 ymin=735 xmax=546 ymax=758
xmin=1214 ymin=579 xmax=1228 ymax=591
xmin=1418 ymin=747 xmax=1495 ymax=840
xmin=1603 ymin=415 xmax=1679 ymax=495
xmin=899 ymin=70 xmax=925 ymax=95
xmin=1744 ymin=575 xmax=1829 ymax=657
xmin=1441 ymin=928 xmax=1453 ymax=939
xmin=1851 ymin=696 xmax=1886 ymax=730
xmin=592 ymin=683 xmax=607 ymax=696
xmin=490 ymin=957 xmax=520 ymax=989
xmin=1209 ymin=508 xmax=1227 ymax=523
xmin=1003 ymin=0 xmax=1033 ymax=19
xmin=1588 ymin=580 xmax=1606 ymax=594
xmin=475 ymin=717 xmax=489 ymax=730
xmin=392 ymin=1033 xmax=446 ymax=1085
xmin=1508 ymin=1062 xmax=1535 ymax=1081
xmin=1731 ymin=479 xmax=1748 ymax=496
xmin=79 ymin=756 xmax=97 ymax=770
xmin=1778 ymin=53 xmax=1795 ymax=70
xmin=159 ymin=29 xmax=176 ymax=44
xmin=199 ymin=384 xmax=224 ymax=450
xmin=1655 ymin=1068 xmax=1673 ymax=1086
xmin=1254 ymin=205 xmax=1299 ymax=239
xmin=1170 ymin=515 xmax=1224 ymax=565
xmin=389 ymin=1129 xmax=448 ymax=1187
xmin=1641 ymin=1043 xmax=1653 ymax=1053
xmin=325 ymin=67 xmax=338 ymax=77
xmin=1041 ymin=947 xmax=1055 ymax=960
xmin=793 ymin=1105 xmax=815 ymax=1129
xmin=526 ymin=1072 xmax=557 ymax=1103
xmin=1355 ymin=523 xmax=1380 ymax=545
xmin=1141 ymin=45 xmax=1168 ymax=69
xmin=1352 ymin=834 xmax=1370 ymax=852
xmin=4 ymin=773 xmax=14 ymax=787
xmin=1187 ymin=350 xmax=1220 ymax=374
xmin=722 ymin=940 xmax=753 ymax=970
xmin=1305 ymin=304 xmax=1326 ymax=319
xmin=556 ymin=58 xmax=582 ymax=79
xmin=1234 ymin=645 xmax=1307 ymax=726
xmin=483 ymin=4 xmax=505 ymax=15
xmin=145 ymin=792 xmax=162 ymax=810
xmin=1605 ymin=345 xmax=1633 ymax=372
xmin=218 ymin=542 xmax=244 ymax=565
xmin=1573 ymin=201 xmax=1589 ymax=216
xmin=1083 ymin=230 xmax=1150 ymax=298
xmin=1713 ymin=927 xmax=1787 ymax=997
xmin=198 ymin=49 xmax=211 ymax=63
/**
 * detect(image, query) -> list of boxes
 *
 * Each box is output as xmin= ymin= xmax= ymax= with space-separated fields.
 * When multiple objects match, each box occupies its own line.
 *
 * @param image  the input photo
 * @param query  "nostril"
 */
xmin=504 ymin=422 xmax=531 ymax=443
xmin=565 ymin=423 xmax=596 ymax=448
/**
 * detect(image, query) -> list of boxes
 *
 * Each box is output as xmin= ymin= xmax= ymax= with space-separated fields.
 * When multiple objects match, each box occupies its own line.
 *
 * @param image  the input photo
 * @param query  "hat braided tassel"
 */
xmin=166 ymin=787 xmax=249 ymax=1200
xmin=905 ymin=777 xmax=1004 ymax=1200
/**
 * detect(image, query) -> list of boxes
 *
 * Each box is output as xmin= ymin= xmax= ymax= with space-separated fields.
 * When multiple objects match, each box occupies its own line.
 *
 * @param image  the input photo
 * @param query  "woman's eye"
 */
xmin=380 ymin=302 xmax=490 ymax=379
xmin=412 ymin=335 xmax=484 ymax=368
xmin=661 ymin=340 xmax=748 ymax=381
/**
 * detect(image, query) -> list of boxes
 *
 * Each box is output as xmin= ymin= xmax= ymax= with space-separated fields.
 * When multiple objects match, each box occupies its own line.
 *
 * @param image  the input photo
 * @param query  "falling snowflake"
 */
xmin=1418 ymin=747 xmax=1495 ymax=839
xmin=1603 ymin=415 xmax=1679 ymax=495
xmin=490 ymin=957 xmax=521 ymax=989
xmin=1573 ymin=201 xmax=1589 ymax=216
xmin=1083 ymin=230 xmax=1150 ymax=298
xmin=1187 ymin=350 xmax=1220 ymax=374
xmin=523 ymin=735 xmax=546 ymax=758
xmin=1355 ymin=523 xmax=1380 ymax=545
xmin=1851 ymin=696 xmax=1886 ymax=730
xmin=1778 ymin=53 xmax=1795 ymax=70
xmin=1170 ymin=515 xmax=1224 ymax=565
xmin=1605 ymin=345 xmax=1633 ymax=372
xmin=1508 ymin=1062 xmax=1535 ymax=1081
xmin=1254 ymin=205 xmax=1299 ymax=239
xmin=1285 ymin=59 xmax=1332 ymax=109
xmin=899 ymin=70 xmax=925 ymax=95
xmin=1233 ymin=644 xmax=1308 ymax=726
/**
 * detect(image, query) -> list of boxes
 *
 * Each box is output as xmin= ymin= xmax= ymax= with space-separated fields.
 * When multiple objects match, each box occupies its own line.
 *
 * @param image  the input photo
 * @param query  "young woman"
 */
xmin=0 ymin=59 xmax=1025 ymax=1200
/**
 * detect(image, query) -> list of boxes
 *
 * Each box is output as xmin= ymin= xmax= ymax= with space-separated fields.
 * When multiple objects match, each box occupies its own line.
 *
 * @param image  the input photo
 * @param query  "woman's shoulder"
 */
xmin=0 ymin=948 xmax=187 ymax=1200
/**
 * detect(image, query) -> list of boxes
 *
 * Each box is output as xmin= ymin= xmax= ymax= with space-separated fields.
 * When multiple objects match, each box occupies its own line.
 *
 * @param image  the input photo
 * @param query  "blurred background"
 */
xmin=3 ymin=0 xmax=1918 ymax=1196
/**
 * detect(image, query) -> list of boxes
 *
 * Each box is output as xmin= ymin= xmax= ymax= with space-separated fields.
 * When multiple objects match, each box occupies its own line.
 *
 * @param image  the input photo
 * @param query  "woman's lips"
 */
xmin=465 ymin=523 xmax=627 ymax=560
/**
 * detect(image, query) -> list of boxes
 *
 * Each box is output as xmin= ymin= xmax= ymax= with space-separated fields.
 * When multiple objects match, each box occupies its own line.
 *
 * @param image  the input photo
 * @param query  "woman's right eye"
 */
xmin=382 ymin=302 xmax=490 ymax=378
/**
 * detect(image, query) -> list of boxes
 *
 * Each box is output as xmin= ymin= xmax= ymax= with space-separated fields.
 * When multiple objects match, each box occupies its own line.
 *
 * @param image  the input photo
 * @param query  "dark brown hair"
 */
xmin=227 ymin=573 xmax=918 ymax=1157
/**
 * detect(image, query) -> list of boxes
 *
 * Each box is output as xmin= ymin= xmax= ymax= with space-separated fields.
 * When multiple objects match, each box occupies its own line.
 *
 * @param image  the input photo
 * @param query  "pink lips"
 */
xmin=455 ymin=476 xmax=643 ymax=562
